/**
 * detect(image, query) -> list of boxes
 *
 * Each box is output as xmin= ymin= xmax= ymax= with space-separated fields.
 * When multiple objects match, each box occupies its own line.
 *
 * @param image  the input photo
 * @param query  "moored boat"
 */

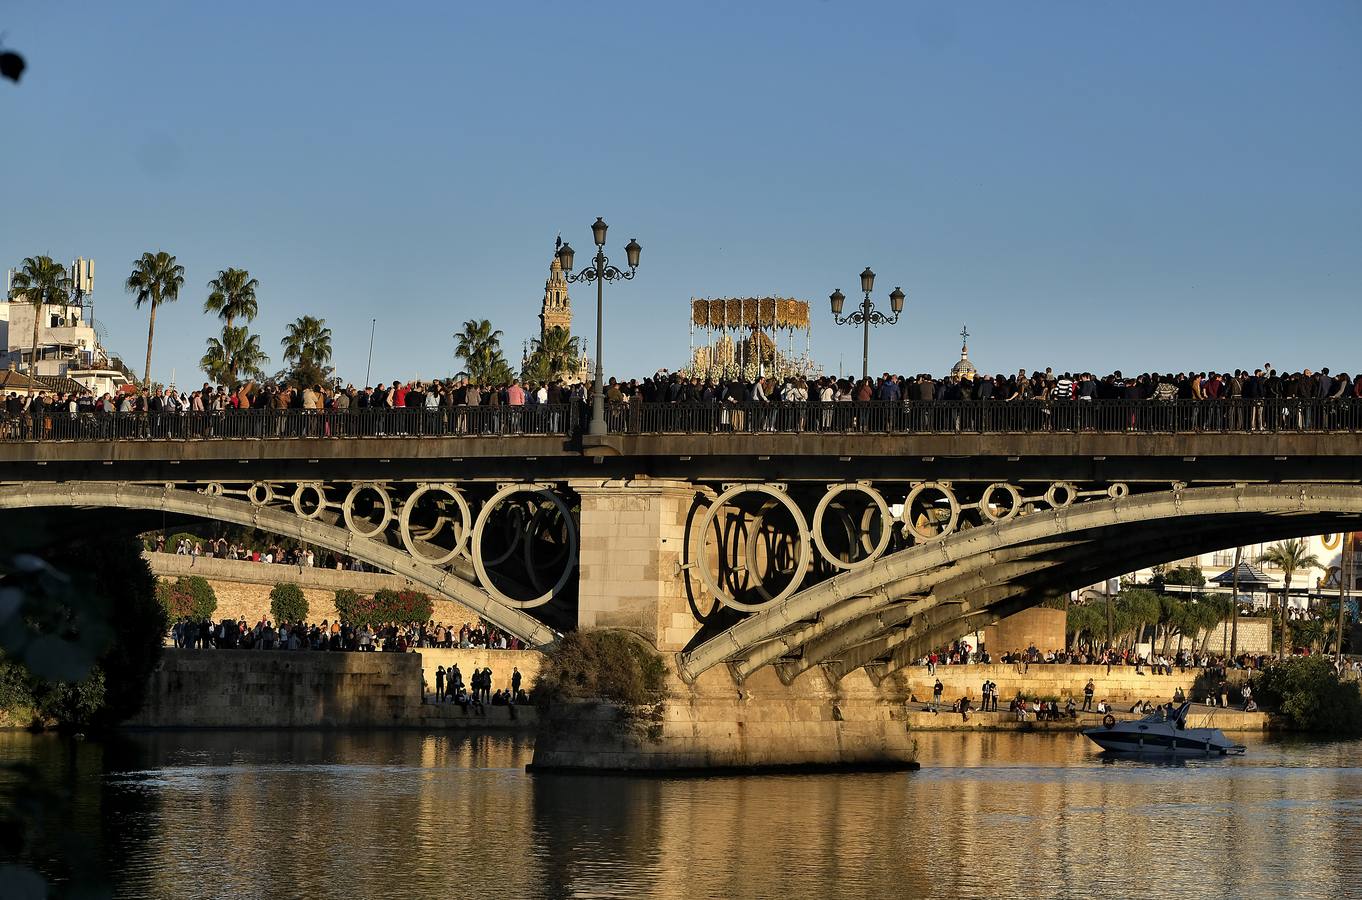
xmin=1083 ymin=701 xmax=1246 ymax=756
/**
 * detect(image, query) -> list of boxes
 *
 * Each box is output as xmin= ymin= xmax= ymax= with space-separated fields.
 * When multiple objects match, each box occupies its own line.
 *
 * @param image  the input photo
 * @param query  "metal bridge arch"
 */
xmin=0 ymin=482 xmax=559 ymax=647
xmin=678 ymin=482 xmax=1362 ymax=682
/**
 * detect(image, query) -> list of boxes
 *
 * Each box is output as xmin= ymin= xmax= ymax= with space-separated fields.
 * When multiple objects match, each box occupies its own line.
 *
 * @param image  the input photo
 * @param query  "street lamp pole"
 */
xmin=829 ymin=267 xmax=905 ymax=382
xmin=557 ymin=217 xmax=641 ymax=436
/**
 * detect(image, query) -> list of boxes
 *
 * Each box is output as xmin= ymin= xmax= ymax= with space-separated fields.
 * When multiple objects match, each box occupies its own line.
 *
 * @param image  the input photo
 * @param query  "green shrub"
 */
xmin=334 ymin=588 xmax=363 ymax=624
xmin=533 ymin=629 xmax=668 ymax=708
xmin=1252 ymin=655 xmax=1362 ymax=735
xmin=334 ymin=587 xmax=433 ymax=628
xmin=156 ymin=576 xmax=217 ymax=622
xmin=166 ymin=531 xmax=205 ymax=552
xmin=269 ymin=583 xmax=309 ymax=624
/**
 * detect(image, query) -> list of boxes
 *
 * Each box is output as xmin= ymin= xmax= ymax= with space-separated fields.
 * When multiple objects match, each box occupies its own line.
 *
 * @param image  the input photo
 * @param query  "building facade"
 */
xmin=3 ymin=260 xmax=134 ymax=397
xmin=1112 ymin=532 xmax=1360 ymax=613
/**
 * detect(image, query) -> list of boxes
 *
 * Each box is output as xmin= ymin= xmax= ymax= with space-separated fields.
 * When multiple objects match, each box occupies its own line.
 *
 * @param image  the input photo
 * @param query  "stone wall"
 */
xmin=147 ymin=553 xmax=480 ymax=628
xmin=1195 ymin=618 xmax=1273 ymax=656
xmin=124 ymin=649 xmax=544 ymax=729
xmin=891 ymin=662 xmax=1219 ymax=705
xmin=982 ymin=607 xmax=1067 ymax=654
xmin=416 ymin=649 xmax=544 ymax=697
xmin=126 ymin=649 xmax=423 ymax=728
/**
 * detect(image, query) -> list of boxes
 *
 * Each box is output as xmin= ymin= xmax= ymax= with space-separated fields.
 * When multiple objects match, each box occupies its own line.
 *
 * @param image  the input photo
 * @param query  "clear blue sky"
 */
xmin=3 ymin=1 xmax=1358 ymax=385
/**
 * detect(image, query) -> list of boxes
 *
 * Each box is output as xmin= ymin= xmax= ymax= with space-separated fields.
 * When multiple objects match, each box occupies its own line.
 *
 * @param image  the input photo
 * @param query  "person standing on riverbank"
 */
xmin=434 ymin=666 xmax=445 ymax=703
xmin=1083 ymin=679 xmax=1095 ymax=711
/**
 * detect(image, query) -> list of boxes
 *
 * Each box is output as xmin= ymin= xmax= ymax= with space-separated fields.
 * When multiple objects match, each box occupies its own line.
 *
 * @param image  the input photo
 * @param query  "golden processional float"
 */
xmin=685 ymin=297 xmax=822 ymax=382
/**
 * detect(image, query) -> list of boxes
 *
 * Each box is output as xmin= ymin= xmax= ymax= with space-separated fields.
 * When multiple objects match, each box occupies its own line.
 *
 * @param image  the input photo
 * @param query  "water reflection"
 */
xmin=2 ymin=731 xmax=1359 ymax=899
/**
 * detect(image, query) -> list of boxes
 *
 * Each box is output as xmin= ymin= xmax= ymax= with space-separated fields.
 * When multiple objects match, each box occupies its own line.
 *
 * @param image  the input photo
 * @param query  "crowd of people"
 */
xmin=154 ymin=535 xmax=380 ymax=571
xmin=917 ymin=639 xmax=1273 ymax=674
xmin=430 ymin=663 xmax=526 ymax=711
xmin=170 ymin=617 xmax=531 ymax=653
xmin=4 ymin=363 xmax=1361 ymax=439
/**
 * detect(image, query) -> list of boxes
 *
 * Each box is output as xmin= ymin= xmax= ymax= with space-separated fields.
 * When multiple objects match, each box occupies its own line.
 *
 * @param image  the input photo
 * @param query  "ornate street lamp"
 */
xmin=557 ymin=217 xmax=641 ymax=436
xmin=829 ymin=267 xmax=905 ymax=381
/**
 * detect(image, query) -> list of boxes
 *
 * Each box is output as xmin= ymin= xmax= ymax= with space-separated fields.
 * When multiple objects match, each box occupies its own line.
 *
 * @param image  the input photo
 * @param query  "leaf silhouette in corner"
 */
xmin=0 ymin=51 xmax=25 ymax=83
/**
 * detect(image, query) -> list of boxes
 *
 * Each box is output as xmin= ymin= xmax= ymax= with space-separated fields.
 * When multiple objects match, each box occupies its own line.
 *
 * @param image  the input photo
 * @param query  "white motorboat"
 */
xmin=1083 ymin=701 xmax=1246 ymax=757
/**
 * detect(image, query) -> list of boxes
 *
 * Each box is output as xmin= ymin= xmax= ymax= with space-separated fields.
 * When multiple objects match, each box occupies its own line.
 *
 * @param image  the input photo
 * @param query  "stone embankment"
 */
xmin=126 ymin=649 xmax=535 ymax=729
xmin=896 ymin=662 xmax=1238 ymax=706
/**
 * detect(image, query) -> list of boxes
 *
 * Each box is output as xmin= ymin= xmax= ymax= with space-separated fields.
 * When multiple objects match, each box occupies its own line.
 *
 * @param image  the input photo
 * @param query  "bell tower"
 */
xmin=540 ymin=240 xmax=572 ymax=337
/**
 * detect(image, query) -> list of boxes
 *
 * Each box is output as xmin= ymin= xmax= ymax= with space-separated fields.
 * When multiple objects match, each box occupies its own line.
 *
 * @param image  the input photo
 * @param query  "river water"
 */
xmin=3 ymin=730 xmax=1360 ymax=899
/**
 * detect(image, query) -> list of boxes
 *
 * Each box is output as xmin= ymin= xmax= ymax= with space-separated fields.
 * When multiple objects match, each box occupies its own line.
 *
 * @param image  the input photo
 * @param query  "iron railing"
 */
xmin=621 ymin=399 xmax=1362 ymax=434
xmin=0 ymin=405 xmax=579 ymax=441
xmin=1 ymin=398 xmax=1359 ymax=441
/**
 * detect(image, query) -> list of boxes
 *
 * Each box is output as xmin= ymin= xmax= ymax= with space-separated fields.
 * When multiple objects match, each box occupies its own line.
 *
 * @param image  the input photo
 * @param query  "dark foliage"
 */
xmin=533 ymin=629 xmax=668 ymax=708
xmin=42 ymin=534 xmax=166 ymax=728
xmin=1252 ymin=655 xmax=1362 ymax=735
xmin=156 ymin=575 xmax=217 ymax=622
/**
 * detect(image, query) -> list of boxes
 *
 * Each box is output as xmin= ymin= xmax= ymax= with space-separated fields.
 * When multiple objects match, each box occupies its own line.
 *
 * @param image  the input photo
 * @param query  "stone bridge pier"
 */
xmin=539 ymin=478 xmax=921 ymax=771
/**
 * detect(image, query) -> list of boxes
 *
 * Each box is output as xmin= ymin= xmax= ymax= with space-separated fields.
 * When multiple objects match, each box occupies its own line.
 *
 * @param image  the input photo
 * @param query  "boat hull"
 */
xmin=1083 ymin=727 xmax=1244 ymax=757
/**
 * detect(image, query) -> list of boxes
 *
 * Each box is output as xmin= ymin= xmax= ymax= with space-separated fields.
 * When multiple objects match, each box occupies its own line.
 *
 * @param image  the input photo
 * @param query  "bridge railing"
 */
xmin=0 ymin=405 xmax=580 ymax=441
xmin=1 ymin=398 xmax=1358 ymax=441
xmin=619 ymin=398 xmax=1362 ymax=435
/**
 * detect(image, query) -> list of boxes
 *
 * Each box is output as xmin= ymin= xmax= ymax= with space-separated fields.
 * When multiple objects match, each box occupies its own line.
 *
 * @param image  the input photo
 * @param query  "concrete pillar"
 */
xmin=571 ymin=478 xmax=699 ymax=652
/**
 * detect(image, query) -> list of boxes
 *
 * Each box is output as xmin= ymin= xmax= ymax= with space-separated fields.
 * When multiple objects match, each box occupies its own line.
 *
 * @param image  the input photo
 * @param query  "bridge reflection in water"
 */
xmin=6 ymin=730 xmax=1361 ymax=899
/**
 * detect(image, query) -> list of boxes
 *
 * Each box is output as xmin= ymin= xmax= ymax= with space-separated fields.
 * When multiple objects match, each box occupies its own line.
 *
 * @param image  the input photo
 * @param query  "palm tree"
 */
xmin=1230 ymin=545 xmax=1243 ymax=659
xmin=204 ymin=268 xmax=259 ymax=329
xmin=201 ymin=325 xmax=269 ymax=389
xmin=454 ymin=319 xmax=512 ymax=384
xmin=9 ymin=255 xmax=71 ymax=385
xmin=523 ymin=326 xmax=580 ymax=382
xmin=281 ymin=315 xmax=333 ymax=386
xmin=1258 ymin=538 xmax=1322 ymax=659
xmin=126 ymin=251 xmax=186 ymax=387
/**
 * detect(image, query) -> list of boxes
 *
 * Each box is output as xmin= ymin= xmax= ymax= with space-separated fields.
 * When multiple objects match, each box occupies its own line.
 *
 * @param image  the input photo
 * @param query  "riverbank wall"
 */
xmin=894 ymin=662 xmax=1234 ymax=706
xmin=124 ymin=650 xmax=536 ymax=729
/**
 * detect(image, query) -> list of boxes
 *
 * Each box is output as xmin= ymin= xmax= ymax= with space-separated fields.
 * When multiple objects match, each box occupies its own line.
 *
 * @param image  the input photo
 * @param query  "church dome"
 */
xmin=950 ymin=325 xmax=977 ymax=378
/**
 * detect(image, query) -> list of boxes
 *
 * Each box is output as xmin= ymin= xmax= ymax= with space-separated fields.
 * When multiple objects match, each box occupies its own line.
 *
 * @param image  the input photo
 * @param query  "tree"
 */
xmin=125 ymin=251 xmax=186 ymax=388
xmin=8 ymin=255 xmax=71 ymax=383
xmin=269 ymin=583 xmax=309 ymax=625
xmin=204 ymin=267 xmax=259 ymax=329
xmin=1116 ymin=588 xmax=1161 ymax=649
xmin=280 ymin=315 xmax=334 ymax=387
xmin=1252 ymin=655 xmax=1362 ymax=735
xmin=455 ymin=318 xmax=513 ymax=385
xmin=1258 ymin=538 xmax=1322 ymax=659
xmin=155 ymin=576 xmax=217 ymax=622
xmin=522 ymin=326 xmax=580 ymax=383
xmin=1163 ymin=565 xmax=1206 ymax=588
xmin=201 ymin=325 xmax=269 ymax=389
